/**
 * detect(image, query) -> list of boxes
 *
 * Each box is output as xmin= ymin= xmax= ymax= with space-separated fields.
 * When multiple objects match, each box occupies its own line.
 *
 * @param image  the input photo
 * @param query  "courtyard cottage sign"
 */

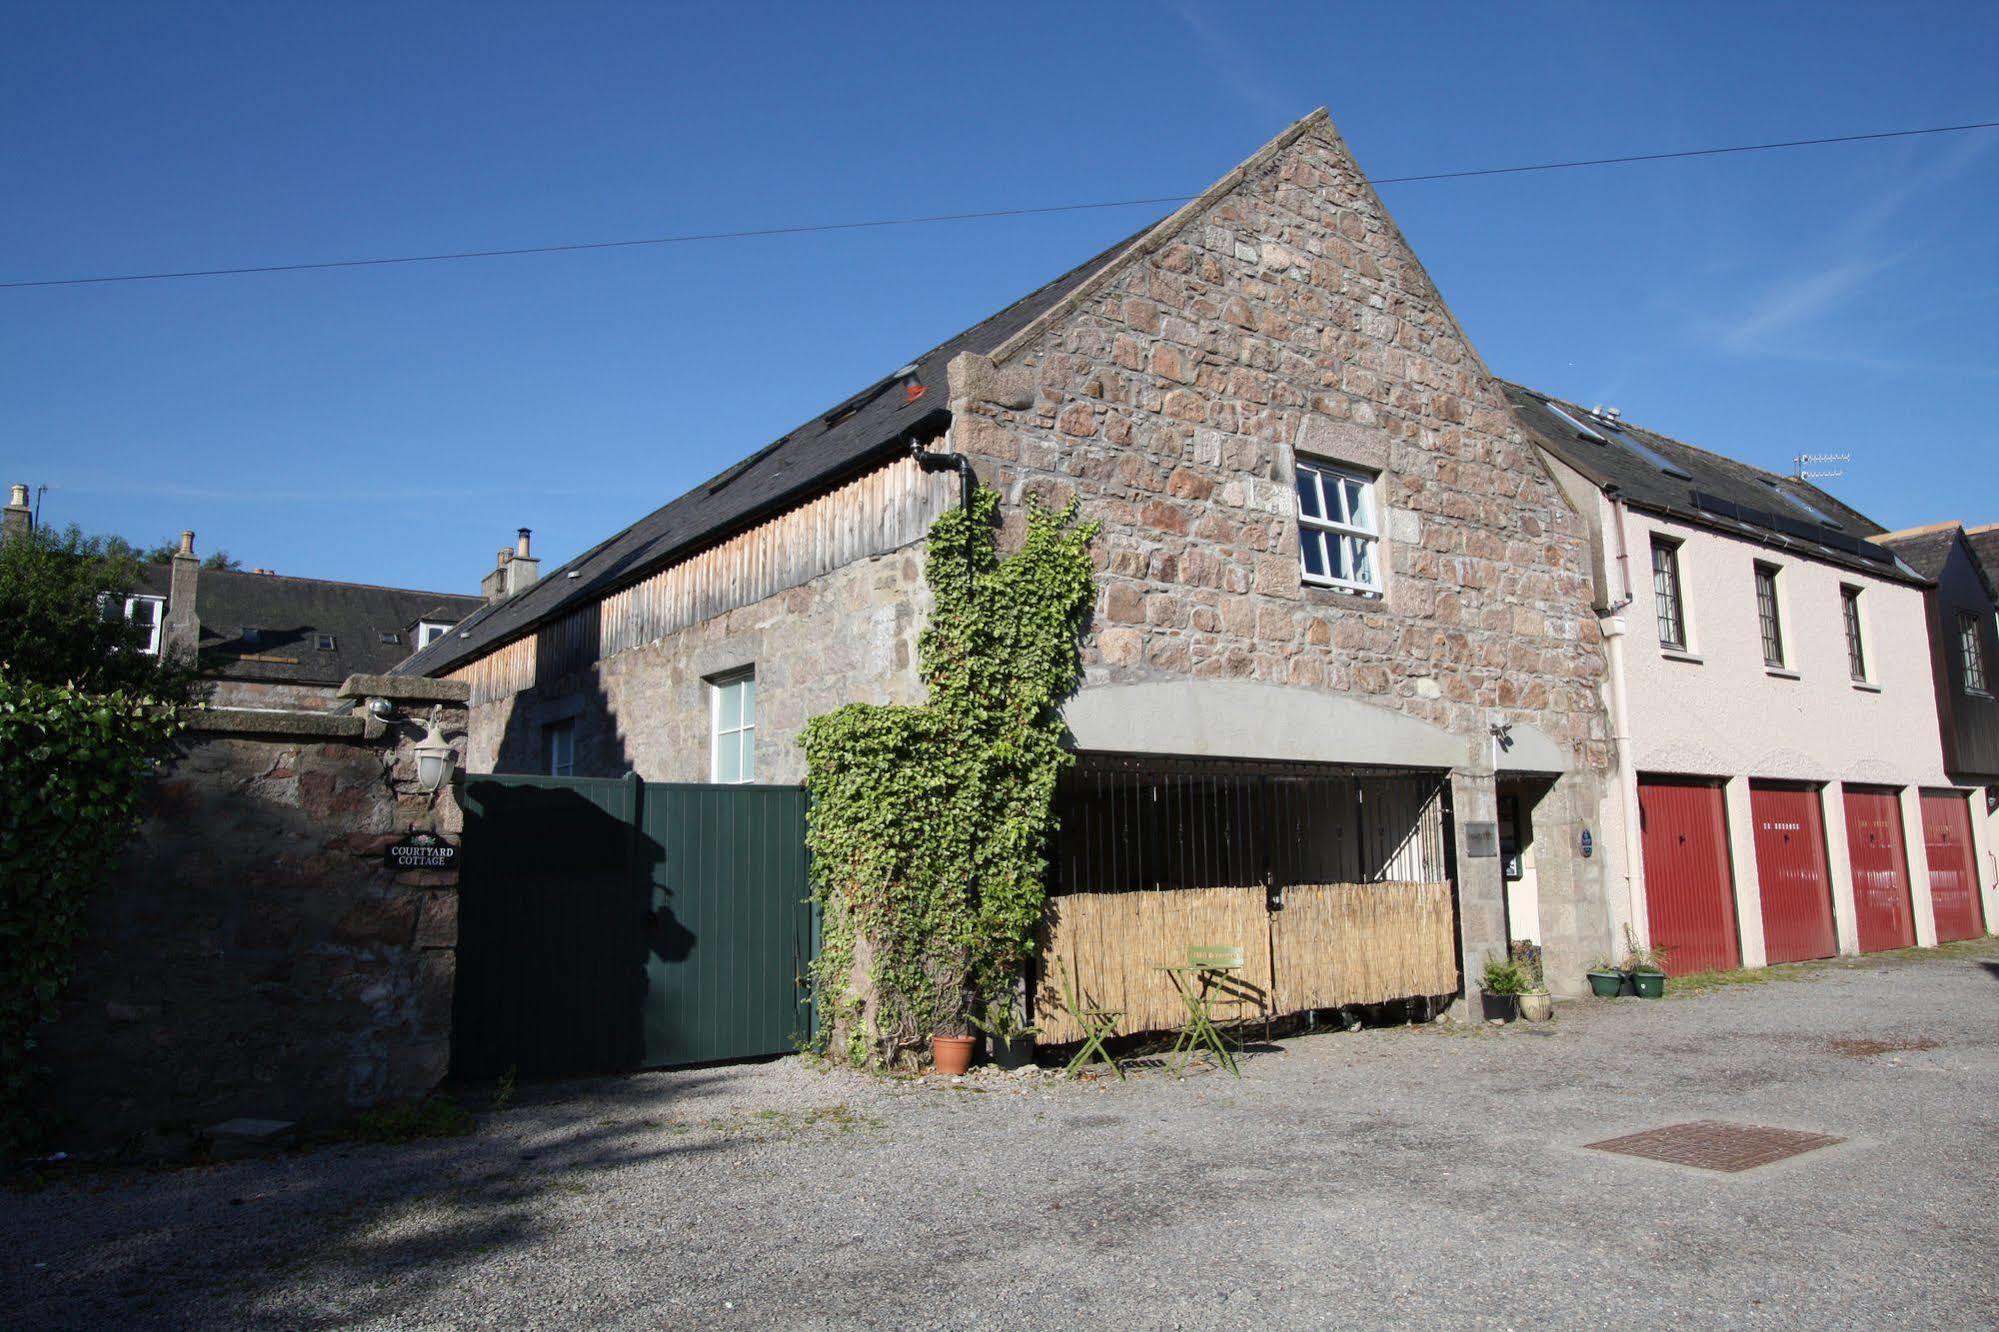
xmin=385 ymin=831 xmax=458 ymax=872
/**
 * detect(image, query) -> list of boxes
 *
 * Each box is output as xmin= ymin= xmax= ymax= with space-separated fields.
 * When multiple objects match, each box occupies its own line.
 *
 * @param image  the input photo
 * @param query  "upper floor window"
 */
xmin=1841 ymin=586 xmax=1868 ymax=682
xmin=1650 ymin=538 xmax=1687 ymax=651
xmin=1961 ymin=612 xmax=1990 ymax=696
xmin=1753 ymin=562 xmax=1785 ymax=668
xmin=417 ymin=621 xmax=453 ymax=650
xmin=544 ymin=719 xmax=575 ymax=777
xmin=1293 ymin=460 xmax=1382 ymax=595
xmin=123 ymin=595 xmax=165 ymax=655
xmin=710 ymin=668 xmax=756 ymax=784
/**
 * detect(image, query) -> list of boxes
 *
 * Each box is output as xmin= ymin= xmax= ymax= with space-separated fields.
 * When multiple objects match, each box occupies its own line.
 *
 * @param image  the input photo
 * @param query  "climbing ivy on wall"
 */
xmin=0 ymin=676 xmax=180 ymax=1157
xmin=802 ymin=485 xmax=1098 ymax=1066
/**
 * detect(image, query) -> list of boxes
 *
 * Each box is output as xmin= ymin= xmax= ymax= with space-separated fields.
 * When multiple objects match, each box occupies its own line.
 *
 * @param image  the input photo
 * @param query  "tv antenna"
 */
xmin=1792 ymin=451 xmax=1849 ymax=482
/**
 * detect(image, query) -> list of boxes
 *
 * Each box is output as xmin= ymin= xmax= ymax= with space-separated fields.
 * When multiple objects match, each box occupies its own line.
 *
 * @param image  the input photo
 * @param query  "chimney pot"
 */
xmin=8 ymin=484 xmax=25 ymax=508
xmin=178 ymin=530 xmax=195 ymax=557
xmin=516 ymin=527 xmax=533 ymax=559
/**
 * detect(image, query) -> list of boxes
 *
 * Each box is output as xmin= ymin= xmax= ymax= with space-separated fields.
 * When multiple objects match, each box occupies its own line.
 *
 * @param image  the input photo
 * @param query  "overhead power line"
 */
xmin=5 ymin=118 xmax=1995 ymax=291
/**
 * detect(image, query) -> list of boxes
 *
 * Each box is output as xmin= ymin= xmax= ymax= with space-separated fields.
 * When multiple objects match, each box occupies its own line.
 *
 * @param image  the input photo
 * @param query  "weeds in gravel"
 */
xmin=1670 ymin=937 xmax=1998 ymax=998
xmin=1830 ymin=1037 xmax=1940 ymax=1058
xmin=343 ymin=1097 xmax=475 ymax=1144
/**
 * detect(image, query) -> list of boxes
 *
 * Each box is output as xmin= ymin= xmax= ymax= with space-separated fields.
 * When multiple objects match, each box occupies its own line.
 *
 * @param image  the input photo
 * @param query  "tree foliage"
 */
xmin=0 ymin=676 xmax=180 ymax=1156
xmin=0 ymin=524 xmax=201 ymax=701
xmin=802 ymin=486 xmax=1097 ymax=1065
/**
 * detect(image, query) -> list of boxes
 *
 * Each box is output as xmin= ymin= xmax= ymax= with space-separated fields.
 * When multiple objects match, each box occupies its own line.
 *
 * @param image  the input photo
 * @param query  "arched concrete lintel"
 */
xmin=1061 ymin=679 xmax=1471 ymax=770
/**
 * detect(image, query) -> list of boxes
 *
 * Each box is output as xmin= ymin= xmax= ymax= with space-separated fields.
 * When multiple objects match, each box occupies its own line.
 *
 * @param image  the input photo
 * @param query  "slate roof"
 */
xmin=136 ymin=564 xmax=483 ymax=687
xmin=1503 ymin=383 xmax=1926 ymax=586
xmin=1873 ymin=522 xmax=1960 ymax=581
xmin=1967 ymin=524 xmax=1999 ymax=585
xmin=1877 ymin=522 xmax=1999 ymax=606
xmin=397 ymin=223 xmax=1156 ymax=679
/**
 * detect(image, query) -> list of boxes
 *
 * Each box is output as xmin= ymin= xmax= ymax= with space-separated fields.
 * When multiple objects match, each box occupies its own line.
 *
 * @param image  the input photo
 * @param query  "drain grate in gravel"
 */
xmin=1586 ymin=1120 xmax=1844 ymax=1172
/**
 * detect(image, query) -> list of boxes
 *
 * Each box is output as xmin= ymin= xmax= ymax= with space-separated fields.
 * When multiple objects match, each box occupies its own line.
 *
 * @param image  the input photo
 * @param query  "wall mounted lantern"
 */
xmin=413 ymin=705 xmax=457 ymax=793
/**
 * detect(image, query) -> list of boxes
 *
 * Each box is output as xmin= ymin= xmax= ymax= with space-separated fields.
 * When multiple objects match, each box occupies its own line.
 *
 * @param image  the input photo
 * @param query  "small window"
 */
xmin=1293 ymin=460 xmax=1383 ymax=595
xmin=1650 ymin=538 xmax=1687 ymax=651
xmin=710 ymin=669 xmax=756 ymax=784
xmin=1841 ymin=586 xmax=1868 ymax=682
xmin=123 ymin=595 xmax=164 ymax=655
xmin=544 ymin=720 xmax=575 ymax=777
xmin=417 ymin=621 xmax=452 ymax=649
xmin=379 ymin=631 xmax=401 ymax=645
xmin=1961 ymin=612 xmax=1990 ymax=695
xmin=1753 ymin=563 xmax=1785 ymax=668
xmin=316 ymin=633 xmax=337 ymax=652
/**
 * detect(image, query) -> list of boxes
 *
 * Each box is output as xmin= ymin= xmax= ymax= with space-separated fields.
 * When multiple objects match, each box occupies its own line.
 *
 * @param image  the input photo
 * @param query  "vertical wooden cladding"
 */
xmin=1842 ymin=786 xmax=1916 ymax=952
xmin=1638 ymin=776 xmax=1740 ymax=975
xmin=446 ymin=455 xmax=953 ymax=706
xmin=1919 ymin=790 xmax=1986 ymax=943
xmin=1748 ymin=783 xmax=1837 ymax=964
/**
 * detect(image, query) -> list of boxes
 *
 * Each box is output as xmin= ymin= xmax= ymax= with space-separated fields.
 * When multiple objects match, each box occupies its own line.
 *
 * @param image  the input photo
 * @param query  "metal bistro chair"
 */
xmin=1055 ymin=959 xmax=1124 ymax=1080
xmin=1163 ymin=943 xmax=1252 ymax=1076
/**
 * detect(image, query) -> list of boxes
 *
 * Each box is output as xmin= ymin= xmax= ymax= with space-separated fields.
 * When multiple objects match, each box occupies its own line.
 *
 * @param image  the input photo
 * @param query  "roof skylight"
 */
xmin=1598 ymin=421 xmax=1693 ymax=481
xmin=1761 ymin=478 xmax=1845 ymax=529
xmin=1543 ymin=401 xmax=1606 ymax=444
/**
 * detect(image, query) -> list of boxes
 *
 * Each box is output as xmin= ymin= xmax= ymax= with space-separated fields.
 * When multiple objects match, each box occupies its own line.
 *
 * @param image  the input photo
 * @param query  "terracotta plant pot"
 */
xmin=931 ymin=1034 xmax=976 ymax=1075
xmin=1517 ymin=990 xmax=1554 ymax=1023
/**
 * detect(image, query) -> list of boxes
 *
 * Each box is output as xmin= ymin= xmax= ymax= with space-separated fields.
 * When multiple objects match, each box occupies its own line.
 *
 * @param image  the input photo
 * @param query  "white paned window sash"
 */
xmin=1294 ymin=460 xmax=1382 ymax=595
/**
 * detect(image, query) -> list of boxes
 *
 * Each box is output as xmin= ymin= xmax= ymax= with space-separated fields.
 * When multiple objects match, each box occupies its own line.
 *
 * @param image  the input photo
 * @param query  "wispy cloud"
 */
xmin=1170 ymin=0 xmax=1296 ymax=123
xmin=1706 ymin=131 xmax=1996 ymax=364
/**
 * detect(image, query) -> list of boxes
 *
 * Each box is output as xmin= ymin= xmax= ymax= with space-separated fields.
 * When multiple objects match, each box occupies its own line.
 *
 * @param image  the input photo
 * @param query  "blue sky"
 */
xmin=5 ymin=1 xmax=1995 ymax=590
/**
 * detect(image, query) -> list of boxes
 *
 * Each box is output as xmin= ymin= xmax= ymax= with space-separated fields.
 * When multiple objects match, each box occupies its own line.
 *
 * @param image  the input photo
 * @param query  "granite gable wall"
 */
xmin=949 ymin=120 xmax=1609 ymax=769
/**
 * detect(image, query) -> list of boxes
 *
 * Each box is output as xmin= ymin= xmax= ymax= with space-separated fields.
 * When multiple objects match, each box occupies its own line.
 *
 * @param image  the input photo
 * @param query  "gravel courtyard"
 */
xmin=6 ymin=941 xmax=1996 ymax=1330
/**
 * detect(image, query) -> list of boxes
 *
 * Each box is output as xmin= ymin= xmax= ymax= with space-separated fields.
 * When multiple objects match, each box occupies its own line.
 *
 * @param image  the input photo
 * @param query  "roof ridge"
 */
xmin=198 ymin=566 xmax=482 ymax=602
xmin=1875 ymin=520 xmax=1964 ymax=543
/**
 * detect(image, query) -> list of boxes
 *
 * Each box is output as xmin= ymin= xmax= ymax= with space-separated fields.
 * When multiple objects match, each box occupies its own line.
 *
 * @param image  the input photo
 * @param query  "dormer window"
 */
xmin=123 ymin=595 xmax=165 ymax=655
xmin=417 ymin=621 xmax=452 ymax=650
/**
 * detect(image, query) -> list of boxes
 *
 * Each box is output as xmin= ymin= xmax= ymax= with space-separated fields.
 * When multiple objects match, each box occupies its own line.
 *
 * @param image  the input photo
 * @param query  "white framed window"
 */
xmin=544 ymin=720 xmax=575 ymax=777
xmin=123 ymin=595 xmax=165 ymax=655
xmin=1293 ymin=460 xmax=1382 ymax=595
xmin=709 ymin=669 xmax=756 ymax=784
xmin=417 ymin=621 xmax=453 ymax=650
xmin=1959 ymin=612 xmax=1989 ymax=696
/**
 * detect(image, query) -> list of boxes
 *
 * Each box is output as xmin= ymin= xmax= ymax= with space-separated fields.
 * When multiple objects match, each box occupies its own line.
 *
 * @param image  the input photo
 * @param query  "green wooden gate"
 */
xmin=451 ymin=773 xmax=814 ymax=1080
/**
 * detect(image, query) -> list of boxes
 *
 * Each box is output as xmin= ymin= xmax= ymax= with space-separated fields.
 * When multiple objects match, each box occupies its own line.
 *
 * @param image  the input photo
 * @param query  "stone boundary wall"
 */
xmin=42 ymin=676 xmax=470 ymax=1156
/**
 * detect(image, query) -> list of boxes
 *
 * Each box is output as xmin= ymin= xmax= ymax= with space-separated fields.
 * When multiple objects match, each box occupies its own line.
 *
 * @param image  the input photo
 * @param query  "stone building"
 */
xmin=1518 ymin=392 xmax=1997 ymax=971
xmin=403 ymin=110 xmax=1620 ymax=997
xmin=126 ymin=532 xmax=484 ymax=712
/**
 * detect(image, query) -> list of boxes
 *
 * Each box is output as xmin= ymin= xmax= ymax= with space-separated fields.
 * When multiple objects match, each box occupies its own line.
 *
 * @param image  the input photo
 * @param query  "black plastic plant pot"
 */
xmin=1618 ymin=970 xmax=1638 ymax=997
xmin=991 ymin=1035 xmax=1037 ymax=1070
xmin=1480 ymin=991 xmax=1517 ymax=1023
xmin=1586 ymin=970 xmax=1623 ymax=998
xmin=1632 ymin=969 xmax=1667 ymax=999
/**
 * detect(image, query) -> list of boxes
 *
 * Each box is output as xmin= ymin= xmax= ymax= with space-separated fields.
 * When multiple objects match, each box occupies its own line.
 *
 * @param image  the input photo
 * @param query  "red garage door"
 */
xmin=1749 ymin=783 xmax=1837 ymax=964
xmin=1639 ymin=777 xmax=1740 ymax=975
xmin=1920 ymin=791 xmax=1986 ymax=943
xmin=1843 ymin=787 xmax=1915 ymax=952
